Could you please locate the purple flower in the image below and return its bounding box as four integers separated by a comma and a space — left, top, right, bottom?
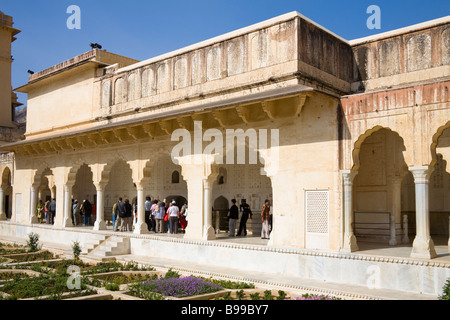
138, 276, 222, 297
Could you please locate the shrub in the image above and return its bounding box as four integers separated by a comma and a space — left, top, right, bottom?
236, 289, 245, 300
71, 241, 81, 261
277, 290, 287, 300
263, 290, 273, 300
439, 278, 450, 300
26, 232, 41, 252
163, 268, 181, 279
250, 292, 261, 300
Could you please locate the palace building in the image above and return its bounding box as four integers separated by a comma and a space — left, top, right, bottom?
0, 11, 449, 297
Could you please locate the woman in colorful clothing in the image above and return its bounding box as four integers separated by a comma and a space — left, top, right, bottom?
36, 200, 44, 223
261, 200, 271, 239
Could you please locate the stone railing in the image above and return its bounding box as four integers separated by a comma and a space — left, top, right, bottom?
96, 12, 353, 120
350, 17, 450, 92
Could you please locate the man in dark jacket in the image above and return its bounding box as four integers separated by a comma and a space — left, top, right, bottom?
124, 199, 133, 231
228, 199, 239, 236
49, 199, 56, 225
81, 199, 92, 226
113, 198, 126, 231
237, 199, 252, 236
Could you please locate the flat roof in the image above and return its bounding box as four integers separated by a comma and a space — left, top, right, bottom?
349, 15, 450, 45
117, 11, 349, 74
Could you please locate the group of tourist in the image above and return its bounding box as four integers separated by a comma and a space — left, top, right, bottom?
72, 199, 95, 226
112, 197, 188, 235
36, 194, 270, 239
227, 198, 272, 239
36, 198, 94, 226
36, 199, 56, 225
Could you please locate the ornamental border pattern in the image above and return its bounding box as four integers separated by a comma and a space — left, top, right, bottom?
3, 221, 449, 269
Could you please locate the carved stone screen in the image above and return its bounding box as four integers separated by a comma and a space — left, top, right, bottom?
305, 190, 329, 249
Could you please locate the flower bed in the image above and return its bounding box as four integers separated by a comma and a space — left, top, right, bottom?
0, 271, 30, 284
0, 243, 28, 255
2, 250, 55, 263
81, 261, 154, 275
129, 276, 223, 299
0, 273, 96, 300
0, 244, 347, 301
91, 271, 160, 291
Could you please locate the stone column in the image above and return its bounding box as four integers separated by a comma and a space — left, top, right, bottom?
133, 182, 149, 234
409, 166, 437, 259
203, 178, 215, 240
389, 177, 402, 246
93, 183, 107, 231
63, 184, 73, 227
0, 186, 6, 220
29, 185, 39, 224
177, 154, 218, 241
341, 170, 359, 253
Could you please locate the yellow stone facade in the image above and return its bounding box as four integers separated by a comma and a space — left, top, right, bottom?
1, 12, 449, 262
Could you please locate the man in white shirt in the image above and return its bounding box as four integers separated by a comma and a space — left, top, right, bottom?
168, 201, 180, 234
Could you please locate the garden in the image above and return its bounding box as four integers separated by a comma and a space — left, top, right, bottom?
0, 233, 448, 300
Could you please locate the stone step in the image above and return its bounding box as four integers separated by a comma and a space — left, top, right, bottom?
87, 236, 130, 258
81, 234, 108, 254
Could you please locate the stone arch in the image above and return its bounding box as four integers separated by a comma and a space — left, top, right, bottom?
1, 166, 11, 186
430, 120, 450, 167
213, 195, 229, 231
103, 158, 135, 209
141, 145, 175, 182
100, 152, 132, 185
65, 158, 90, 186
165, 195, 187, 210
352, 126, 409, 172
72, 164, 96, 203
353, 127, 411, 245
32, 162, 53, 187
0, 166, 12, 219
212, 139, 273, 237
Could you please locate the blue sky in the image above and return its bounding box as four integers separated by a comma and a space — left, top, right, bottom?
2, 0, 449, 106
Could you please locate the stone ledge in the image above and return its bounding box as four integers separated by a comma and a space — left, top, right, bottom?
2, 221, 449, 269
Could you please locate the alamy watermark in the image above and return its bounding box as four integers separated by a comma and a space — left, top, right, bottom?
171, 121, 279, 174
366, 265, 381, 289
367, 5, 381, 30
66, 5, 81, 30
66, 265, 81, 290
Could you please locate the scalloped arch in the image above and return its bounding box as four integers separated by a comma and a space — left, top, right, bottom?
430, 120, 450, 168
351, 126, 408, 172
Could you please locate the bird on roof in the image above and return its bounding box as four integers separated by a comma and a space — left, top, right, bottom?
90, 43, 102, 49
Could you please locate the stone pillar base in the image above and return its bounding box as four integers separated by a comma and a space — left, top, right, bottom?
203, 225, 216, 240
93, 219, 107, 231
63, 218, 73, 228
30, 215, 39, 224
133, 222, 149, 234
411, 236, 437, 259
341, 233, 359, 253
0, 212, 6, 221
